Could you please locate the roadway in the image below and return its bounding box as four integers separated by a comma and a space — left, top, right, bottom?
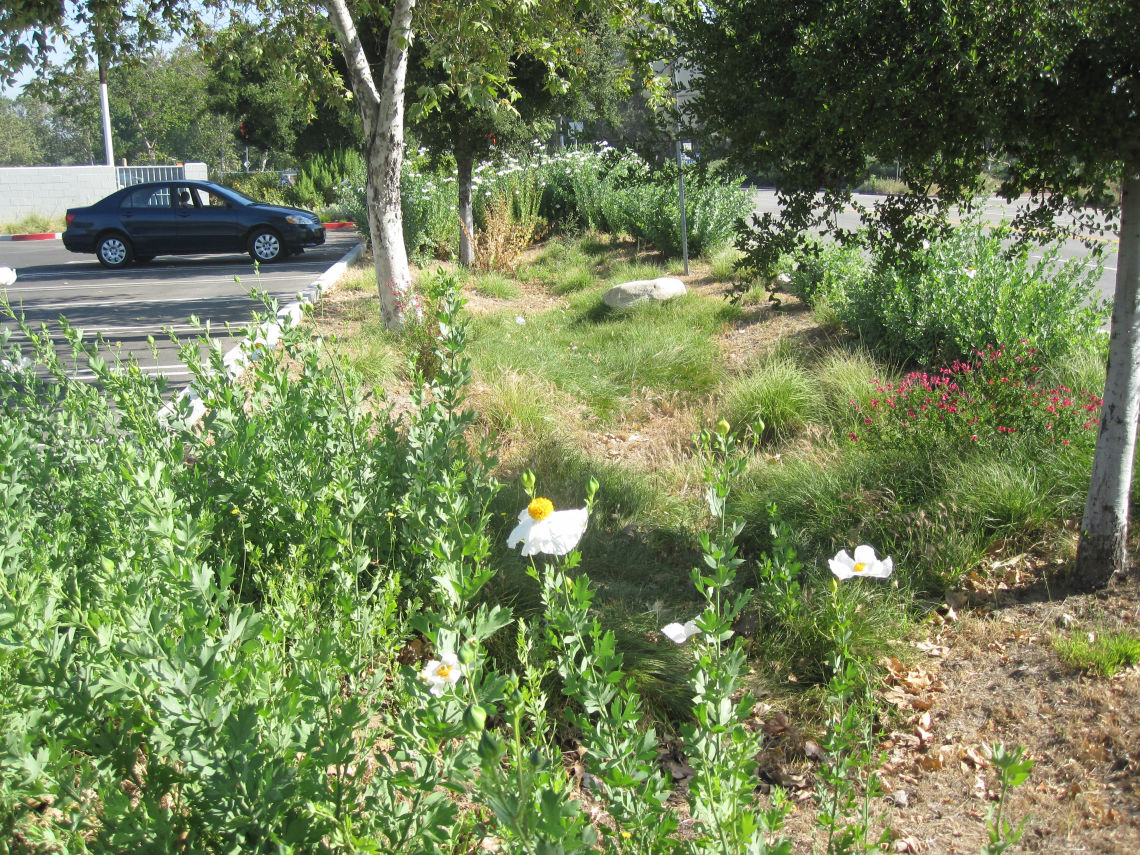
0, 230, 362, 386
752, 190, 1120, 305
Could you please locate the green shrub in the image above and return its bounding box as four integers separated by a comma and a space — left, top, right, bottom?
536, 146, 751, 257
222, 171, 289, 206
795, 216, 1108, 365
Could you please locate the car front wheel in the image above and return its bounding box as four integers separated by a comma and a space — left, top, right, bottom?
248, 229, 283, 263
96, 233, 133, 269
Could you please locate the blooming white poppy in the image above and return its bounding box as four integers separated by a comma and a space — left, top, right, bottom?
0, 355, 33, 374
507, 497, 588, 557
661, 620, 700, 644
0, 267, 16, 287
420, 651, 463, 696
829, 545, 893, 580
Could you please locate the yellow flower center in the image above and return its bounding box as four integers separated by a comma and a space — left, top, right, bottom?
437, 665, 452, 679
528, 497, 554, 521
853, 562, 868, 573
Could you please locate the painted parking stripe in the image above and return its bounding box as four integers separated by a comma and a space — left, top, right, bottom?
4, 324, 201, 339
20, 294, 292, 311
8, 270, 326, 285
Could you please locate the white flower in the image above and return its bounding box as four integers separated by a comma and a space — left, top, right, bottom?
0, 267, 16, 287
829, 545, 893, 580
420, 651, 463, 696
0, 355, 33, 374
661, 620, 700, 644
515, 315, 526, 325
507, 498, 588, 557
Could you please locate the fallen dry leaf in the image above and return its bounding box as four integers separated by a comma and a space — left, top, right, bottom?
918, 753, 944, 771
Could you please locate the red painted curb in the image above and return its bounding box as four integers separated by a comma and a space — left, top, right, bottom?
1, 232, 62, 241
322, 222, 357, 230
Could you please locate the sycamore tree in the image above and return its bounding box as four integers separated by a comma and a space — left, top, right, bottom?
3, 0, 658, 326
675, 0, 1139, 589
323, 0, 657, 325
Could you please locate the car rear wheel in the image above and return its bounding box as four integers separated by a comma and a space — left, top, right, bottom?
248, 229, 283, 263
96, 233, 133, 269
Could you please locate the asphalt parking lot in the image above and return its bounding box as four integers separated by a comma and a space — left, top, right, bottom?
1, 230, 362, 385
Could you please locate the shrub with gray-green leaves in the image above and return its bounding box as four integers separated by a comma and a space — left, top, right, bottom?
785, 216, 1107, 365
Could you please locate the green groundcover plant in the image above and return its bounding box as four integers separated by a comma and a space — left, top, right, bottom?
0, 245, 1043, 851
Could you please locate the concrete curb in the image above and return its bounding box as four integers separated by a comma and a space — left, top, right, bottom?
159, 239, 365, 428
0, 232, 62, 241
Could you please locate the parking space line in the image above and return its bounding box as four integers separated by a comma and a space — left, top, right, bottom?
22, 294, 291, 311
5, 274, 323, 291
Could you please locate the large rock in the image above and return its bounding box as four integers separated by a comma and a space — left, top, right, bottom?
603, 277, 687, 309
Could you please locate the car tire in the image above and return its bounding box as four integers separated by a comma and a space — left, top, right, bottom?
96, 233, 133, 269
248, 229, 283, 263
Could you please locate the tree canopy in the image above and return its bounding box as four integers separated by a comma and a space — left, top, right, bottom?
676, 0, 1140, 588
677, 0, 1138, 258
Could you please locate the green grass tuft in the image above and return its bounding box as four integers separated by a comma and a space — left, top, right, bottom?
706, 246, 741, 282
1054, 629, 1140, 677
471, 272, 520, 299
0, 213, 65, 235
719, 358, 823, 444
470, 293, 731, 424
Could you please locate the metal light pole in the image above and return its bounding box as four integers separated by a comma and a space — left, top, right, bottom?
671, 63, 690, 276
97, 47, 115, 166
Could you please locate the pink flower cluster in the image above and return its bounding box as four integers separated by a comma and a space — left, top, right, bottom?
847, 344, 1103, 448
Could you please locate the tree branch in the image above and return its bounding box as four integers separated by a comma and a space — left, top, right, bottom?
325, 0, 381, 122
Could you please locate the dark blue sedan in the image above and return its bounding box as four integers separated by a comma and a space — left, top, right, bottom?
63, 180, 326, 268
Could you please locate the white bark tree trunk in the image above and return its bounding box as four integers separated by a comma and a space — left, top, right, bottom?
457, 151, 475, 266
1075, 162, 1140, 588
327, 0, 415, 329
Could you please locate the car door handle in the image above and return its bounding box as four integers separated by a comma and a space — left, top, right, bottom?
177, 211, 191, 218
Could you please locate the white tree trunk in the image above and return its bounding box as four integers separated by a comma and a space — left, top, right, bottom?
457, 151, 475, 266
327, 0, 415, 329
1075, 163, 1140, 588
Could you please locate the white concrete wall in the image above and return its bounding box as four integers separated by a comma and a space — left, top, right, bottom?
0, 166, 118, 221
0, 163, 210, 222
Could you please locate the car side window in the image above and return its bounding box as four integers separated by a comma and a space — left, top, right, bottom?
203, 190, 231, 208
124, 187, 172, 208
174, 186, 196, 208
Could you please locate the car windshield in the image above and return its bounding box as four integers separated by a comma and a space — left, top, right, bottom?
204, 183, 255, 206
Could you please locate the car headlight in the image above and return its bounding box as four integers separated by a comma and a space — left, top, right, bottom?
285, 214, 316, 225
